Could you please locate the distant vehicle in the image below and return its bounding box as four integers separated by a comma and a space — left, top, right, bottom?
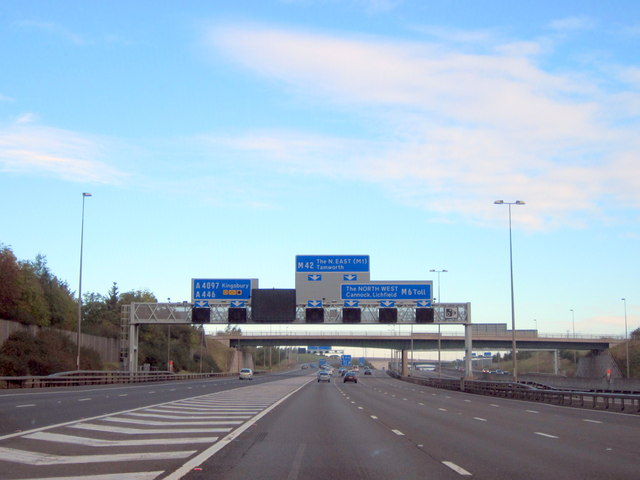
239, 368, 253, 380
301, 364, 308, 369
317, 371, 331, 383
343, 371, 358, 383
364, 369, 372, 375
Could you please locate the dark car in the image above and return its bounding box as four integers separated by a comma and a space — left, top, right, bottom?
364, 369, 372, 375
343, 371, 358, 383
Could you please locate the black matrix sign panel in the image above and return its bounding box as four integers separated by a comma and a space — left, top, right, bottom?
251, 289, 296, 323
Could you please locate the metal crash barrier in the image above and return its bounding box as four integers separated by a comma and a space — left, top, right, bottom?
391, 371, 640, 414
0, 370, 239, 389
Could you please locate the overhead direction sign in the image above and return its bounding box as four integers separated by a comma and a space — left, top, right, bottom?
192, 278, 256, 302
341, 282, 432, 302
296, 255, 370, 272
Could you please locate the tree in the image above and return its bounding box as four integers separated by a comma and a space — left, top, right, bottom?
0, 245, 21, 319
631, 328, 640, 341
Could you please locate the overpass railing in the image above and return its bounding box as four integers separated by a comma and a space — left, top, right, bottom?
218, 330, 622, 340
389, 370, 640, 414
0, 370, 238, 389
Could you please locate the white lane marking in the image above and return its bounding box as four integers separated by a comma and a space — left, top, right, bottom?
438, 408, 448, 412
102, 417, 243, 426
0, 446, 194, 465
583, 419, 603, 424
473, 417, 487, 422
71, 423, 231, 435
403, 398, 408, 401
148, 391, 156, 394
442, 461, 472, 476
464, 400, 471, 403
490, 404, 499, 407
127, 412, 251, 420
370, 415, 378, 420
10, 473, 162, 480
418, 402, 425, 406
357, 406, 363, 410
118, 394, 128, 397
78, 398, 91, 402
526, 410, 539, 414
535, 432, 559, 439
392, 429, 404, 436
25, 431, 219, 446
16, 404, 36, 408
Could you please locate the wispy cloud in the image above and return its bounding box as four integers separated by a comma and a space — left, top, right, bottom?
17, 20, 87, 45
208, 24, 640, 229
0, 124, 129, 184
548, 16, 597, 32
0, 94, 14, 102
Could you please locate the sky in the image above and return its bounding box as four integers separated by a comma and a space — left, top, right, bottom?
1, 0, 638, 340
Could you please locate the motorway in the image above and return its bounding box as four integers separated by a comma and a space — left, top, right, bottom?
0, 369, 638, 479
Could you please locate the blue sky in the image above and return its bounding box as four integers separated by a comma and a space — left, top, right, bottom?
1, 0, 638, 338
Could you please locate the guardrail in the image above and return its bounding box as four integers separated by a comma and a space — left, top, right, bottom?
0, 370, 239, 389
389, 370, 640, 414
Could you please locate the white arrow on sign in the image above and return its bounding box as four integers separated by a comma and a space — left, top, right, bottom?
195, 300, 209, 308
417, 300, 432, 307
307, 300, 322, 307
344, 300, 359, 307
308, 274, 322, 281
343, 274, 357, 281
380, 301, 395, 307
231, 301, 245, 307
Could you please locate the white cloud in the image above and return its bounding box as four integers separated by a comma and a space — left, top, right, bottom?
17, 20, 87, 45
548, 16, 597, 32
0, 124, 128, 184
207, 24, 640, 229
0, 94, 14, 102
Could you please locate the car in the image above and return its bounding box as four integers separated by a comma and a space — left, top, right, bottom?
364, 369, 372, 375
317, 371, 331, 382
301, 364, 308, 369
239, 368, 253, 380
343, 371, 358, 383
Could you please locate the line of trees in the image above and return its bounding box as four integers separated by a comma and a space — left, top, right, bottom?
0, 244, 219, 375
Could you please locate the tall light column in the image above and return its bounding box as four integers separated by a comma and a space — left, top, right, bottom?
430, 268, 448, 378
494, 200, 525, 382
76, 192, 92, 371
622, 298, 629, 378
571, 309, 577, 371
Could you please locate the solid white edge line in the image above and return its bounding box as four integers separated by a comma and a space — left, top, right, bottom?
535, 432, 559, 439
162, 377, 315, 480
442, 461, 472, 476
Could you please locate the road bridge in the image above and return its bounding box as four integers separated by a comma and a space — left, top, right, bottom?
221, 331, 620, 352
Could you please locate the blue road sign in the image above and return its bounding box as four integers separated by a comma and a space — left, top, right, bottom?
344, 300, 359, 307
296, 255, 370, 273
359, 357, 365, 366
192, 279, 252, 301
341, 354, 352, 367
307, 300, 323, 307
307, 274, 322, 281
308, 346, 332, 351
341, 283, 432, 301
194, 300, 209, 308
417, 300, 433, 307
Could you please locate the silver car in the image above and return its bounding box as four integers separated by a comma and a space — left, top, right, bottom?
317, 371, 331, 382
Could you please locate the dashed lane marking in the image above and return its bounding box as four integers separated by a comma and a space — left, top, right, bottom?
535, 432, 559, 439
442, 461, 472, 476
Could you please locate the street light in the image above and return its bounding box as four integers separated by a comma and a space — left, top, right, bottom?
430, 268, 448, 378
622, 298, 629, 378
76, 192, 92, 371
494, 199, 525, 382
571, 309, 577, 372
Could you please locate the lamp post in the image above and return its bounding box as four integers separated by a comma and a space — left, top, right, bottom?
76, 192, 92, 371
534, 318, 539, 372
494, 200, 525, 382
430, 268, 448, 378
622, 298, 629, 378
570, 309, 577, 371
